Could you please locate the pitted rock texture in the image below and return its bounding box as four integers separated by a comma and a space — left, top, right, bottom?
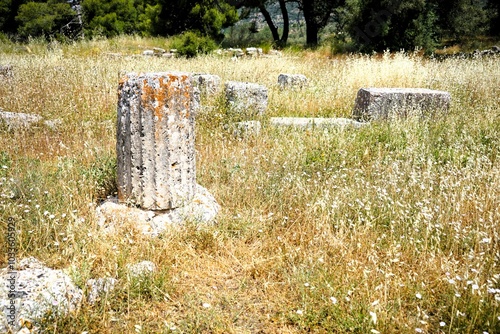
192, 74, 221, 95
127, 261, 156, 278
0, 110, 42, 128
86, 278, 116, 304
96, 184, 220, 237
0, 109, 62, 130
352, 88, 451, 121
278, 74, 308, 90
0, 257, 83, 333
225, 81, 268, 116
117, 72, 200, 210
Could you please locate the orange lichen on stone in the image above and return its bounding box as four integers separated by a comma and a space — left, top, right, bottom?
136, 74, 195, 136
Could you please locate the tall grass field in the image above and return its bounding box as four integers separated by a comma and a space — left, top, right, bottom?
0, 36, 499, 333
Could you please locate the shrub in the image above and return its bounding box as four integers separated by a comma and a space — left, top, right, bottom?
171, 31, 217, 58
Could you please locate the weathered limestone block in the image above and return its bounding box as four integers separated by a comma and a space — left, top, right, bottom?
278, 73, 308, 90
127, 261, 156, 278
192, 74, 221, 95
117, 72, 199, 210
0, 258, 83, 333
0, 110, 42, 128
270, 117, 367, 129
225, 81, 268, 115
352, 88, 451, 121
0, 109, 62, 130
245, 47, 263, 56
96, 184, 220, 236
86, 278, 116, 303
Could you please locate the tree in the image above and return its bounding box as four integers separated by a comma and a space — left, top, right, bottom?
347, 0, 439, 52
16, 0, 75, 39
154, 0, 238, 40
296, 0, 345, 46
488, 0, 500, 36
229, 0, 290, 46
434, 0, 489, 43
0, 0, 27, 35
81, 0, 142, 37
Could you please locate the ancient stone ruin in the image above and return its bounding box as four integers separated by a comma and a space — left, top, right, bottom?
270, 117, 366, 130
278, 73, 308, 90
225, 81, 268, 116
116, 72, 198, 210
192, 73, 221, 96
352, 87, 451, 121
0, 108, 61, 130
97, 71, 219, 235
0, 258, 83, 333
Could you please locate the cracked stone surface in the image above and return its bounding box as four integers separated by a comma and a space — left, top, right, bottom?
0, 257, 83, 333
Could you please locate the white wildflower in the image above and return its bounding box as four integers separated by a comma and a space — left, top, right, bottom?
369, 311, 377, 324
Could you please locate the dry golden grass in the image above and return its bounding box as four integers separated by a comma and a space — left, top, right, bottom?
0, 36, 499, 333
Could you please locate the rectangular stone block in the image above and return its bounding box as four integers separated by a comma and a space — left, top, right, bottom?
192, 73, 221, 96
270, 117, 366, 129
225, 81, 268, 116
352, 88, 451, 121
278, 73, 308, 90
117, 72, 199, 210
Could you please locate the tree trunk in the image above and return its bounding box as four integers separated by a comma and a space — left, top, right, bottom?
305, 16, 319, 46
301, 0, 319, 46
259, 4, 280, 41
278, 0, 289, 45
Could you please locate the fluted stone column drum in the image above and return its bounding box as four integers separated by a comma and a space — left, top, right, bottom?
117, 72, 198, 210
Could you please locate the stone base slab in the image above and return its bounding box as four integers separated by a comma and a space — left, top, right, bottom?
270, 117, 367, 129
96, 184, 219, 236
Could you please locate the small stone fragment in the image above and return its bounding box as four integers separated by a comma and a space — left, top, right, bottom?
127, 261, 156, 278
86, 278, 117, 303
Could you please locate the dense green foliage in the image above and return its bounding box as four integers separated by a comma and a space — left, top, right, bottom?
0, 0, 498, 52
347, 0, 439, 52
16, 0, 76, 39
346, 0, 494, 52
154, 0, 238, 40
170, 30, 218, 57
